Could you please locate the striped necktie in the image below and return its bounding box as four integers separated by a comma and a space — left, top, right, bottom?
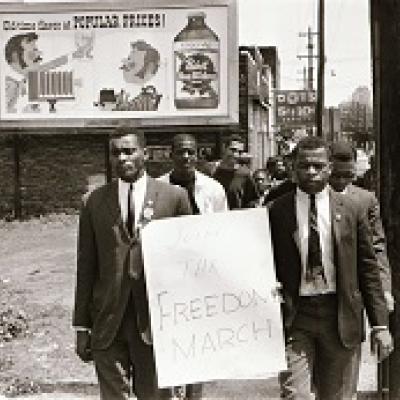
306, 194, 327, 287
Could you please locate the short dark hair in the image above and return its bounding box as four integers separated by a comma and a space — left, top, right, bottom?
110, 127, 146, 148
5, 32, 39, 69
172, 133, 197, 151
330, 141, 356, 162
294, 136, 330, 160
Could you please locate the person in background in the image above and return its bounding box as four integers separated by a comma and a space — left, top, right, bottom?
250, 169, 271, 207
329, 141, 393, 399
267, 156, 288, 186
264, 151, 296, 204
213, 134, 258, 209
268, 136, 392, 400
158, 133, 227, 399
73, 128, 192, 400
158, 133, 228, 215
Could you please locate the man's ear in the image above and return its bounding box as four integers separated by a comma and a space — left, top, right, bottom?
326, 161, 332, 175
143, 147, 149, 162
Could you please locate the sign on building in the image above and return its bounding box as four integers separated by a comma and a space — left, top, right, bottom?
0, 0, 238, 127
275, 90, 316, 128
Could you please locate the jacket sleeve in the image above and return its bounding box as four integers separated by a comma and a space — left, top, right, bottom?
367, 194, 391, 292
357, 204, 389, 327
73, 197, 98, 329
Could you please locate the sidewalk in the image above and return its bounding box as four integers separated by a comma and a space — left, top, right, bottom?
0, 343, 380, 400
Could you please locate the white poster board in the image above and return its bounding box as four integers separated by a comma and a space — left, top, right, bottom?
141, 208, 286, 388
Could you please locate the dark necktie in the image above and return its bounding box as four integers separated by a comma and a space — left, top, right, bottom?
169, 172, 200, 215
306, 194, 327, 287
127, 183, 135, 236
126, 183, 143, 280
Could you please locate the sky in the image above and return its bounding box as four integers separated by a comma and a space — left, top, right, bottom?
238, 0, 371, 107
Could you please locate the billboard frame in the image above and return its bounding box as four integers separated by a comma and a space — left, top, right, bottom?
0, 0, 238, 129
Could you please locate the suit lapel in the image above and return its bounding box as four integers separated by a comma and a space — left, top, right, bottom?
141, 176, 159, 221
330, 188, 345, 269
281, 192, 299, 251
104, 180, 130, 240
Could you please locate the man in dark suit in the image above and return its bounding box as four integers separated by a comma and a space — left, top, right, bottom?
329, 141, 393, 399
268, 136, 392, 400
264, 150, 296, 204
213, 134, 257, 209
329, 141, 392, 311
73, 129, 192, 400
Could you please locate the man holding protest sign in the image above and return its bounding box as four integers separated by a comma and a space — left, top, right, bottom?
158, 133, 228, 215
158, 133, 227, 399
268, 136, 393, 399
73, 128, 192, 400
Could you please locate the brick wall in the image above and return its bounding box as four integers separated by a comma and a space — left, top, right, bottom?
0, 135, 15, 219
21, 134, 107, 217
0, 133, 107, 219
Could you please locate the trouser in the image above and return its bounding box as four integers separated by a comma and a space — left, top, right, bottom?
92, 297, 170, 400
281, 294, 359, 400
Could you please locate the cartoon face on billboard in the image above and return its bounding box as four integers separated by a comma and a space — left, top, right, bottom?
120, 40, 160, 85
5, 32, 43, 75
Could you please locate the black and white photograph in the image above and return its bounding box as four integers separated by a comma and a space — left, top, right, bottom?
0, 0, 399, 399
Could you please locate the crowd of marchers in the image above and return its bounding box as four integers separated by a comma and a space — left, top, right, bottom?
73, 128, 393, 400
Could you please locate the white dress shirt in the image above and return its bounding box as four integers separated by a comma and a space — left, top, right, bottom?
118, 172, 147, 229
158, 170, 228, 214
296, 186, 336, 296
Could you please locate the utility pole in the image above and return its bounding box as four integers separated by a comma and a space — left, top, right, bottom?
296, 66, 308, 89
298, 26, 318, 91
316, 0, 325, 137
298, 26, 318, 135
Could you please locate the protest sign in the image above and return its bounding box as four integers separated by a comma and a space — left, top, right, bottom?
141, 208, 286, 388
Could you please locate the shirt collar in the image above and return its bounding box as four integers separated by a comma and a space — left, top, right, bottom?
118, 171, 147, 191
296, 185, 329, 202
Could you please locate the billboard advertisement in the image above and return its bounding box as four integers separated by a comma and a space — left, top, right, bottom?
275, 90, 316, 128
0, 1, 238, 126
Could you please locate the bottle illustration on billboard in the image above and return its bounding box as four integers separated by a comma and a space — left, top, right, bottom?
174, 11, 219, 109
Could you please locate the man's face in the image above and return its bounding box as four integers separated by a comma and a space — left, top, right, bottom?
254, 171, 268, 193
110, 134, 147, 182
224, 140, 244, 167
20, 37, 42, 70
293, 147, 331, 194
273, 159, 288, 180
171, 138, 197, 176
329, 160, 356, 192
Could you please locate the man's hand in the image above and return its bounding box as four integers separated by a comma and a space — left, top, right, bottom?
384, 291, 395, 313
76, 330, 92, 362
141, 325, 153, 346
271, 282, 284, 303
371, 328, 393, 362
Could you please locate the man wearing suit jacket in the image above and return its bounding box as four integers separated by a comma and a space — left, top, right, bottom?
329, 141, 393, 399
73, 129, 192, 400
268, 136, 392, 400
329, 141, 392, 310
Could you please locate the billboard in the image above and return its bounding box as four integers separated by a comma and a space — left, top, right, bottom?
0, 0, 238, 127
275, 90, 316, 128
